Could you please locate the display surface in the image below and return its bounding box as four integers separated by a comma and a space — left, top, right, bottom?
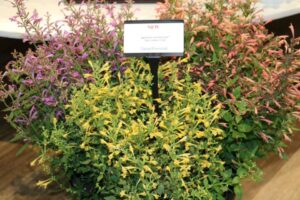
124, 20, 184, 57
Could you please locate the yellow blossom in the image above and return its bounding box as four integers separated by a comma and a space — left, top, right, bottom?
36, 178, 52, 189
195, 131, 205, 138
139, 192, 147, 196
163, 144, 171, 152
120, 190, 126, 197
143, 165, 153, 173
201, 160, 212, 168
150, 131, 163, 139
121, 167, 127, 178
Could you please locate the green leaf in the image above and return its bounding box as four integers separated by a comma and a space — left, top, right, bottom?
233, 87, 241, 99
235, 115, 243, 124
222, 111, 233, 122
237, 167, 248, 178
232, 131, 246, 139
234, 185, 243, 200
236, 100, 248, 115
226, 77, 238, 87
16, 143, 29, 157
232, 177, 240, 184
237, 123, 252, 133
156, 184, 165, 195
104, 196, 118, 200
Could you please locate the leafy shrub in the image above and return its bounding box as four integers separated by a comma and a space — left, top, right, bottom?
0, 0, 134, 143
36, 59, 233, 199
157, 0, 300, 187
1, 0, 299, 199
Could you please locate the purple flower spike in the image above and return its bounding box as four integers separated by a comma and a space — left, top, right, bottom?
43, 96, 57, 107
55, 108, 65, 120
22, 79, 34, 86
15, 116, 29, 126
80, 52, 89, 60
72, 71, 81, 79
29, 105, 38, 120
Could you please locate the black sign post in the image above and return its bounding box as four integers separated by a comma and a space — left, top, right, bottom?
124, 20, 184, 114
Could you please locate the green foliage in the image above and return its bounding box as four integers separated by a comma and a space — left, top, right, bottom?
157, 0, 300, 188
39, 59, 233, 199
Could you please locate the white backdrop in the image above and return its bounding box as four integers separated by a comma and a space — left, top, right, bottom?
0, 0, 299, 39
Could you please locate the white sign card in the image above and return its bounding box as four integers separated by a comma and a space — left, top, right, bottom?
124, 20, 184, 57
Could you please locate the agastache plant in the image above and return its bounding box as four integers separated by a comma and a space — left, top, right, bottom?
0, 0, 135, 142
156, 0, 300, 190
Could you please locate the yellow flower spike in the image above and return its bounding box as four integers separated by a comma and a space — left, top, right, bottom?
165, 166, 171, 172
152, 183, 158, 189
121, 154, 128, 162
181, 179, 189, 192
129, 145, 134, 155
80, 142, 86, 150
143, 165, 153, 174
92, 106, 99, 113
139, 192, 147, 197
163, 143, 171, 152
82, 121, 90, 131
159, 121, 167, 129
140, 170, 145, 178
215, 145, 222, 153
150, 131, 163, 139
203, 120, 210, 128
178, 136, 187, 143
195, 131, 205, 138
174, 160, 180, 167
121, 167, 128, 178
52, 117, 57, 127
211, 128, 223, 136
120, 190, 126, 198
129, 109, 136, 114
148, 160, 158, 166
36, 178, 52, 189
100, 131, 108, 137
83, 73, 93, 79
100, 139, 107, 145
201, 160, 212, 168
154, 194, 160, 199
154, 98, 162, 103
30, 156, 41, 167
184, 105, 191, 114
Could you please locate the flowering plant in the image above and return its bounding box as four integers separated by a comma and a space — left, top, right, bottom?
0, 0, 299, 199
36, 59, 233, 199
0, 0, 134, 143
157, 0, 300, 195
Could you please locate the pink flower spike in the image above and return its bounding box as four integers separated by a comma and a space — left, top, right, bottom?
289, 23, 295, 38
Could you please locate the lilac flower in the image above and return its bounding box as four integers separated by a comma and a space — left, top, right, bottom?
36, 73, 43, 80
55, 108, 64, 120
72, 71, 81, 79
29, 105, 38, 120
22, 79, 34, 86
43, 96, 57, 107
15, 116, 29, 126
80, 52, 88, 60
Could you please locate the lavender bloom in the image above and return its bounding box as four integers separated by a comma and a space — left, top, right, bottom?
22, 79, 34, 86
55, 108, 65, 120
72, 71, 81, 79
29, 105, 38, 120
15, 116, 29, 126
80, 52, 89, 60
43, 96, 57, 107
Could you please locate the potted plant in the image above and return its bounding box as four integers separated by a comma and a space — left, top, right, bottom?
0, 0, 299, 199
